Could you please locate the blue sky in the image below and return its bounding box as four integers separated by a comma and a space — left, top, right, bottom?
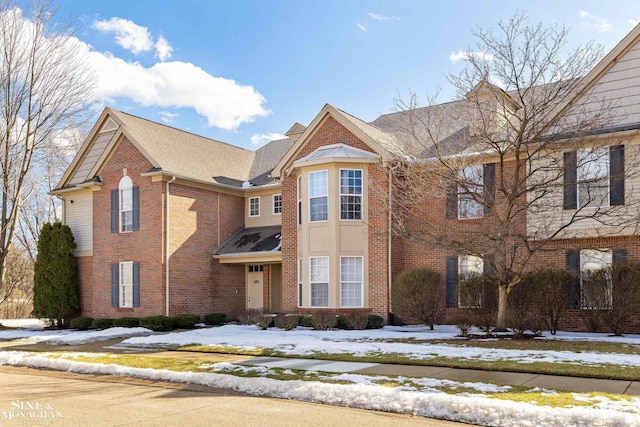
55, 0, 640, 149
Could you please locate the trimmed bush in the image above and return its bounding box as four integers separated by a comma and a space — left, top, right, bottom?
70, 317, 93, 330
519, 268, 576, 335
298, 316, 313, 328
91, 318, 114, 330
345, 312, 369, 330
256, 314, 274, 330
239, 309, 262, 325
335, 315, 348, 330
113, 317, 140, 328
312, 312, 337, 330
457, 274, 497, 335
451, 315, 472, 337
204, 313, 227, 325
274, 313, 299, 331
140, 316, 175, 332
172, 314, 200, 329
392, 268, 443, 330
366, 315, 384, 329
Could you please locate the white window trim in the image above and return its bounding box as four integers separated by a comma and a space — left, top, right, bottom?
119, 176, 133, 233
273, 194, 282, 215
309, 170, 329, 223
309, 256, 329, 307
119, 261, 133, 308
457, 165, 483, 221
339, 168, 363, 222
249, 197, 260, 217
340, 256, 363, 307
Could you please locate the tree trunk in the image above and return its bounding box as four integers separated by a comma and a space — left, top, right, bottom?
496, 285, 509, 330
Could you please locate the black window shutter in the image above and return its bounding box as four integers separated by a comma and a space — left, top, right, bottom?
613, 248, 627, 264
133, 262, 140, 307
111, 264, 119, 307
566, 250, 580, 308
110, 190, 118, 233
483, 163, 495, 216
610, 145, 625, 206
445, 182, 457, 219
132, 186, 140, 231
446, 256, 458, 307
563, 152, 577, 210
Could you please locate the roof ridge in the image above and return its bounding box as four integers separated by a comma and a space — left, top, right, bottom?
371, 98, 465, 123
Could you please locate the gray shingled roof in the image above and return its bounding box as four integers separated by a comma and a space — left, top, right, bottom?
110, 109, 256, 183
214, 225, 282, 255
296, 144, 379, 162
249, 137, 296, 185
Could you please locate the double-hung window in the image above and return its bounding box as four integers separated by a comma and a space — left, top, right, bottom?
273, 194, 282, 215
111, 261, 139, 308
119, 261, 134, 308
297, 258, 303, 307
340, 256, 363, 307
340, 169, 362, 220
119, 176, 133, 232
580, 249, 612, 309
457, 255, 484, 308
458, 165, 483, 220
309, 256, 329, 307
309, 170, 328, 222
577, 148, 609, 208
249, 197, 260, 217
297, 176, 302, 225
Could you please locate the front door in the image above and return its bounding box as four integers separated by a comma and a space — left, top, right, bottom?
247, 267, 264, 309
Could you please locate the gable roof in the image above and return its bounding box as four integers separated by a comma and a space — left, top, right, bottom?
271, 104, 401, 178
542, 24, 640, 135
55, 108, 296, 192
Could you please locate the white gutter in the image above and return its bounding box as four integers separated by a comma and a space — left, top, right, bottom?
165, 176, 176, 317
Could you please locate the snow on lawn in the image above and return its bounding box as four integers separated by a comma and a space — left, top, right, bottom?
0, 326, 152, 345
0, 351, 637, 427
122, 325, 640, 367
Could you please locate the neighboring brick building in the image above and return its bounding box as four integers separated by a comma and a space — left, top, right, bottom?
54, 24, 640, 331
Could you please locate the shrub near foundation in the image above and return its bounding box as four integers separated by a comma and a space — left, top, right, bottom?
204, 313, 227, 325
140, 316, 175, 331
312, 312, 337, 330
392, 268, 443, 330
172, 314, 200, 329
70, 317, 93, 330
274, 313, 299, 331
91, 318, 114, 330
113, 317, 140, 328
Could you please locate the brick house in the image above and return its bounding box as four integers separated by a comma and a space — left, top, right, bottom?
54, 24, 640, 330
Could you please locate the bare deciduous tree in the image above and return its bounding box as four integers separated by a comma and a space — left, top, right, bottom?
0, 0, 94, 302
382, 14, 640, 330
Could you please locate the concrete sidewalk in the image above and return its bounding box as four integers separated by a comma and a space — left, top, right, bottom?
2, 337, 639, 396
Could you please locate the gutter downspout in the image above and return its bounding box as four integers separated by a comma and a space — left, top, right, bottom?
165, 176, 176, 317
387, 165, 394, 318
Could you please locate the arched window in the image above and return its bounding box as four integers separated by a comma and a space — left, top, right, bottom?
119, 176, 133, 232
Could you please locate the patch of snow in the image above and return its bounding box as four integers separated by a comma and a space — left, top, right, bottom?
43, 327, 152, 345
0, 351, 637, 427
121, 325, 640, 367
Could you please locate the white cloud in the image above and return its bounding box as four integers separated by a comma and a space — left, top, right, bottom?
93, 17, 153, 55
579, 11, 612, 32
629, 19, 639, 27
450, 50, 495, 63
155, 35, 173, 61
355, 22, 367, 32
367, 13, 400, 21
158, 111, 178, 123
86, 51, 269, 130
251, 132, 286, 146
